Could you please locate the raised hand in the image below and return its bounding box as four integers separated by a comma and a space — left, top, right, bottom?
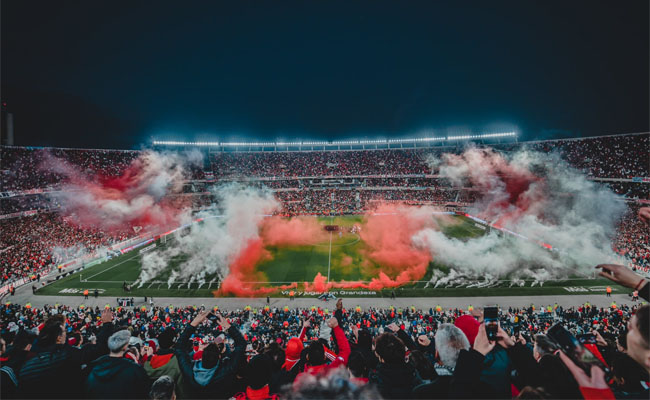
216, 313, 231, 330
496, 326, 515, 349
474, 323, 496, 356
417, 335, 431, 347
558, 351, 609, 389
596, 264, 646, 290
191, 310, 211, 327
352, 324, 360, 338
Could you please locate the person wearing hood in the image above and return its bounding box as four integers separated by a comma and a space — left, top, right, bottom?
84, 329, 150, 399
144, 322, 195, 399
368, 331, 423, 399
175, 310, 246, 399
234, 354, 279, 400
281, 318, 309, 372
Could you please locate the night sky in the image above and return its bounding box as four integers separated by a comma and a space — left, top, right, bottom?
2, 1, 648, 149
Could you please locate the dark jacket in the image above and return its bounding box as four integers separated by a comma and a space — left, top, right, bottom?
480, 346, 512, 397
412, 376, 452, 399
449, 349, 500, 399
506, 343, 581, 399
84, 355, 150, 399
0, 349, 30, 399
369, 362, 423, 399
18, 323, 112, 399
176, 325, 247, 399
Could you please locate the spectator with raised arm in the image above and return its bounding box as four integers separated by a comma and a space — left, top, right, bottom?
18, 309, 114, 399
176, 310, 247, 399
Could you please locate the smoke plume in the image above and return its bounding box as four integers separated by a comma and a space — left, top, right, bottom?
138, 184, 279, 295
417, 147, 626, 283
47, 150, 195, 232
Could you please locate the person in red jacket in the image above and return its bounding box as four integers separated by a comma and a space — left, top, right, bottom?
281, 319, 309, 372
299, 317, 350, 377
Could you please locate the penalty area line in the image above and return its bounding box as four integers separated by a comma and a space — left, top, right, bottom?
82, 254, 140, 282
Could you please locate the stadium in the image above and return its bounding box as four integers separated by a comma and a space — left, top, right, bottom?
3, 132, 648, 301
1, 2, 649, 400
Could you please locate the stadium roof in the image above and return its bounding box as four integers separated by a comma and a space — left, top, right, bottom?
153, 132, 517, 150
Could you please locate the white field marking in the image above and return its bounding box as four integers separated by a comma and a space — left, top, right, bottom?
327, 215, 333, 282
83, 254, 140, 281
327, 231, 333, 283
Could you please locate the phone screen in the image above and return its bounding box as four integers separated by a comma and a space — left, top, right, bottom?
484, 307, 498, 341
548, 324, 610, 377
576, 334, 598, 345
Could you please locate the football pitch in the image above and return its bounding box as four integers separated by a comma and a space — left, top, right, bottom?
37, 214, 626, 298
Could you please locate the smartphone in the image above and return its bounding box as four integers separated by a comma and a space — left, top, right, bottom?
484, 307, 498, 341
576, 334, 598, 345
548, 324, 610, 377
207, 312, 219, 322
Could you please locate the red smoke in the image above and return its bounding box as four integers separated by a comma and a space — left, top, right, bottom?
260, 216, 327, 246
442, 148, 543, 226
359, 204, 433, 281
218, 216, 326, 296
46, 151, 188, 233
218, 239, 278, 297
219, 203, 439, 296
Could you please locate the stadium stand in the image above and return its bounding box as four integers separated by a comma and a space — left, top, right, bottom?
0, 298, 648, 398
0, 133, 649, 399
0, 133, 648, 289
0, 212, 136, 285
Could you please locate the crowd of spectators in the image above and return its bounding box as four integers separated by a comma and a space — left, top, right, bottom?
0, 212, 135, 285
500, 134, 649, 179
1, 147, 140, 191
605, 182, 649, 200
0, 293, 648, 399
210, 149, 432, 178
208, 134, 649, 180
2, 134, 647, 193
613, 206, 650, 272
0, 194, 59, 214
272, 188, 460, 216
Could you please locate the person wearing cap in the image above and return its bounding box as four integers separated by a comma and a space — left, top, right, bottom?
84, 329, 151, 399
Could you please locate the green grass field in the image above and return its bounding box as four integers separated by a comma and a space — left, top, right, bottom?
37, 214, 627, 298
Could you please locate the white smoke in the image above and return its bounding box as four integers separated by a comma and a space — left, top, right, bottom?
47, 150, 195, 230
415, 147, 627, 281
138, 184, 279, 286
